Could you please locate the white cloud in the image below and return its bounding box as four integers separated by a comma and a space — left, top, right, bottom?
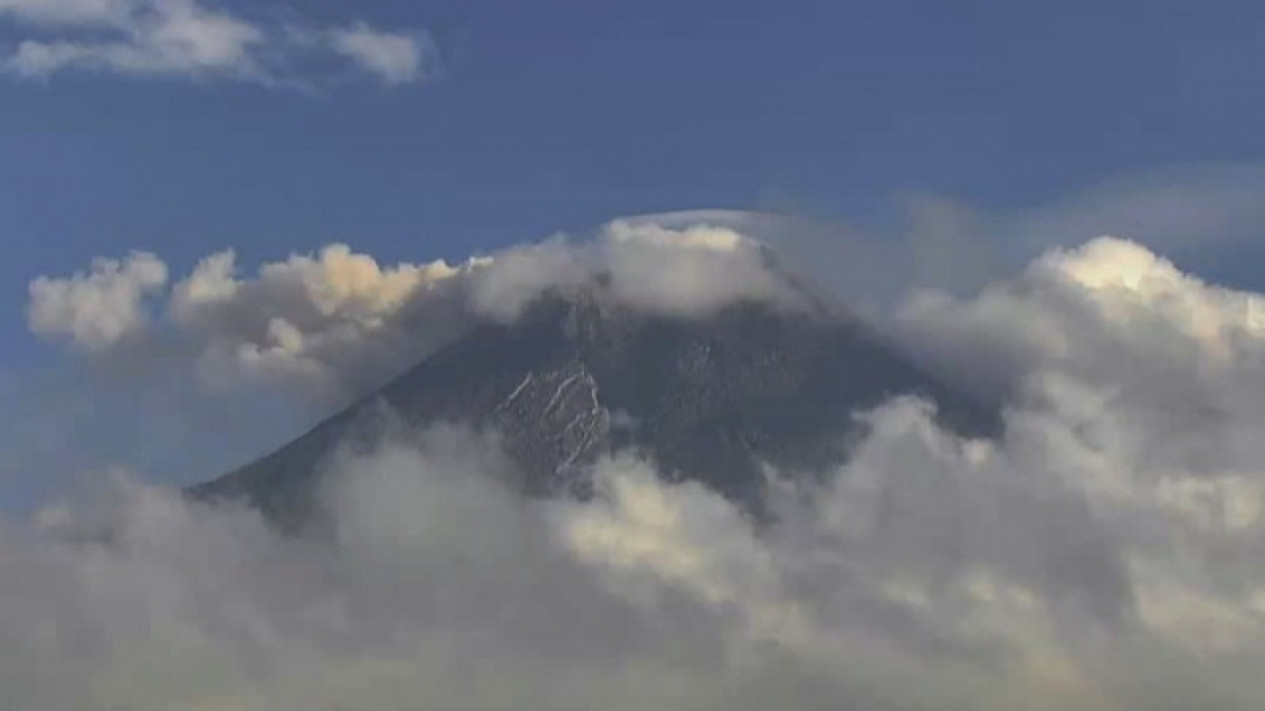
15, 231, 1265, 708
0, 0, 128, 26
893, 236, 1265, 429
27, 251, 168, 351
34, 180, 1265, 412
4, 0, 265, 79
329, 22, 435, 86
1003, 163, 1265, 255
169, 244, 471, 406
647, 165, 1265, 320
3, 381, 1265, 709
463, 236, 589, 323
0, 0, 437, 86
462, 221, 798, 323
31, 219, 808, 410
601, 220, 801, 319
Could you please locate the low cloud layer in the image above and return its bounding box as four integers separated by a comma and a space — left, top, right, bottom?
0, 0, 437, 86
28, 219, 799, 409
14, 223, 1265, 708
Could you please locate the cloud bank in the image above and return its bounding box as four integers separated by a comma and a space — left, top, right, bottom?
17, 217, 1265, 708
28, 220, 799, 409
0, 0, 438, 86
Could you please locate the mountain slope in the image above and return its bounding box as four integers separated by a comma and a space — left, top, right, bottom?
191, 290, 997, 523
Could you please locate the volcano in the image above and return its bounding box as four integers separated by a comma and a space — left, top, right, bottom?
190, 285, 996, 525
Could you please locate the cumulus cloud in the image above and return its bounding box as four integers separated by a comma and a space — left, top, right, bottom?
30, 219, 805, 409
462, 221, 799, 323
1, 384, 1263, 708
894, 237, 1265, 440
27, 251, 168, 351
0, 431, 817, 711
0, 0, 438, 86
462, 236, 589, 323
11, 234, 1265, 708
169, 243, 470, 402
601, 220, 800, 318
41, 188, 1265, 414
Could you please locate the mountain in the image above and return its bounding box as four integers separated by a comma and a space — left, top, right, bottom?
190, 287, 997, 526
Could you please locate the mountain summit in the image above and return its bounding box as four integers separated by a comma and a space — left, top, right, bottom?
191, 285, 996, 524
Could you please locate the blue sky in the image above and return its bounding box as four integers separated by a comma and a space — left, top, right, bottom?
5, 0, 1265, 508
5, 1, 1265, 309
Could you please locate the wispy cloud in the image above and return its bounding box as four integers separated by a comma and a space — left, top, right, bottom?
328, 22, 437, 86
0, 0, 439, 87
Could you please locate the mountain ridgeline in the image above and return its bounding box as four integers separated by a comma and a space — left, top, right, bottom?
190, 287, 997, 525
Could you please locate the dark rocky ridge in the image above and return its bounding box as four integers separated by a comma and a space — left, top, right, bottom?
190, 288, 997, 524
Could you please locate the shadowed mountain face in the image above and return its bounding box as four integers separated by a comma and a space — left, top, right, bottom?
190, 291, 997, 524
